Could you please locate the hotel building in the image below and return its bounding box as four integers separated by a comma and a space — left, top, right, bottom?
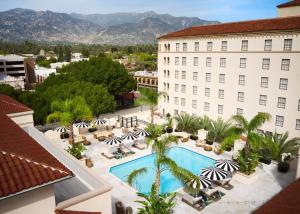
157, 1, 300, 137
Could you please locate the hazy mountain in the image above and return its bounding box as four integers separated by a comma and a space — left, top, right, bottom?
0, 8, 219, 45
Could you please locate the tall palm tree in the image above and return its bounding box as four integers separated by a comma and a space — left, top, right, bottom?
46, 96, 93, 141
136, 88, 166, 123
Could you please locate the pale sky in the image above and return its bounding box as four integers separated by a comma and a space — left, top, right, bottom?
0, 0, 288, 22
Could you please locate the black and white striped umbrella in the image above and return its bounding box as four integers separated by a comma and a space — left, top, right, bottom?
104, 137, 123, 146
54, 126, 70, 133
93, 118, 107, 125
201, 167, 228, 181
186, 175, 212, 190
215, 159, 239, 172
135, 129, 150, 138
121, 132, 138, 143
74, 122, 90, 128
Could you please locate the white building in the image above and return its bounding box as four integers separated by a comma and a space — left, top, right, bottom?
134, 70, 158, 90
34, 66, 57, 83
157, 1, 300, 137
71, 52, 88, 62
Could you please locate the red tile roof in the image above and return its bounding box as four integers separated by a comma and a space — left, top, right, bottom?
0, 94, 32, 114
277, 0, 300, 8
254, 177, 300, 214
159, 16, 300, 39
55, 210, 101, 214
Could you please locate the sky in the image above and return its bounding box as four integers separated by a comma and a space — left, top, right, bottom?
0, 0, 288, 22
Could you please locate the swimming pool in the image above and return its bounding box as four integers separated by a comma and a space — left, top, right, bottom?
109, 147, 215, 194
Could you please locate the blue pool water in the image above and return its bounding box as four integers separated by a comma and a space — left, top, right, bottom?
109, 147, 215, 194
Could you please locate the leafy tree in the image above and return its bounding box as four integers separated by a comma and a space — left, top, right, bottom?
67, 142, 86, 159
64, 46, 71, 62
0, 84, 20, 98
58, 46, 64, 62
81, 48, 90, 58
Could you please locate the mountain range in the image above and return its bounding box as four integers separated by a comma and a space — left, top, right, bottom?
0, 8, 219, 45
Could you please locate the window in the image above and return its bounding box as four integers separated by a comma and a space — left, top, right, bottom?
175, 84, 179, 92
192, 100, 197, 109
183, 43, 187, 52
167, 70, 170, 78
195, 42, 199, 51
175, 57, 179, 65
264, 39, 272, 51
176, 43, 180, 52
181, 84, 186, 93
219, 74, 225, 83
205, 73, 211, 82
167, 83, 169, 90
259, 95, 267, 106
163, 70, 166, 77
298, 100, 300, 111
220, 58, 226, 68
174, 97, 179, 105
241, 40, 248, 51
207, 42, 212, 51
218, 105, 224, 114
296, 119, 300, 130
284, 39, 292, 51
275, 115, 284, 127
261, 77, 269, 88
239, 75, 245, 85
182, 57, 186, 66
204, 102, 210, 111
281, 59, 290, 71
175, 70, 179, 79
193, 86, 197, 95
262, 58, 270, 70
167, 57, 170, 65
164, 57, 166, 65
218, 89, 224, 99
221, 41, 227, 51
193, 72, 198, 81
174, 109, 179, 115
237, 108, 243, 115
193, 57, 198, 66
205, 88, 210, 97
163, 83, 166, 91
181, 98, 186, 106
181, 71, 186, 79
279, 78, 288, 90
240, 58, 247, 68
277, 97, 286, 109
206, 57, 212, 67
238, 92, 244, 102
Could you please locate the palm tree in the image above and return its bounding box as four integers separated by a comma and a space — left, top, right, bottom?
208, 117, 236, 143
174, 113, 199, 135
198, 115, 212, 131
46, 96, 93, 141
135, 88, 166, 123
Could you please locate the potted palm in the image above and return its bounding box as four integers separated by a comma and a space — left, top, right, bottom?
206, 132, 214, 145
278, 153, 291, 173
166, 117, 173, 133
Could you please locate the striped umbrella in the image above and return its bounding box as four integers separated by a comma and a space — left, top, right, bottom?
121, 132, 138, 143
201, 167, 228, 181
54, 126, 70, 133
135, 129, 150, 138
93, 118, 107, 125
186, 175, 212, 190
104, 137, 123, 146
74, 122, 90, 128
215, 159, 239, 172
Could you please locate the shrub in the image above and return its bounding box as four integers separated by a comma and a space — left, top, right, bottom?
67, 143, 86, 159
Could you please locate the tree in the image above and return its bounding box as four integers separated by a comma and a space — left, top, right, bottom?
208, 117, 236, 143
81, 48, 90, 58
46, 97, 93, 141
64, 46, 71, 62
174, 113, 199, 135
135, 88, 166, 123
58, 46, 64, 62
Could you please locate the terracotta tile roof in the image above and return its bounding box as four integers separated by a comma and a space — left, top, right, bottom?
55, 210, 101, 214
0, 94, 32, 114
254, 177, 300, 214
159, 16, 300, 39
0, 113, 72, 198
277, 0, 300, 8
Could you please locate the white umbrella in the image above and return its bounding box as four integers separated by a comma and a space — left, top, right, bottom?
215, 159, 239, 172
54, 126, 70, 133
121, 132, 138, 144
201, 167, 228, 181
104, 137, 123, 146
135, 129, 150, 139
75, 122, 90, 128
186, 175, 212, 190
93, 118, 107, 125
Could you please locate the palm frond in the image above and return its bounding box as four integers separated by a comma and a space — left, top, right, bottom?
232, 114, 249, 131
248, 112, 271, 132
127, 168, 148, 187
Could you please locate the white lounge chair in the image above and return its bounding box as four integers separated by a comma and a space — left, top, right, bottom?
101, 151, 114, 159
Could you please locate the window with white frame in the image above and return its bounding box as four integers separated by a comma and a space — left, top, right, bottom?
219, 74, 225, 83
193, 57, 198, 66
176, 43, 180, 52
259, 95, 267, 106
221, 41, 227, 51
174, 97, 179, 105
175, 84, 179, 92
261, 77, 269, 88
181, 84, 186, 93
182, 57, 186, 66
175, 57, 179, 65
237, 108, 243, 115
206, 57, 212, 67
193, 72, 198, 81
279, 78, 288, 90
220, 58, 226, 68
164, 57, 166, 65
195, 42, 199, 51
240, 58, 247, 68
206, 73, 211, 82
167, 57, 170, 64
238, 92, 244, 102
296, 119, 300, 130
163, 83, 166, 91
264, 39, 272, 51
175, 70, 179, 79
218, 89, 224, 99
204, 102, 210, 111
167, 83, 169, 90
241, 40, 248, 51
239, 75, 245, 85
277, 97, 286, 109
192, 100, 197, 109
284, 39, 292, 51
262, 58, 270, 70
183, 43, 187, 52
167, 96, 169, 103
181, 98, 186, 106
205, 88, 210, 97
181, 71, 186, 79
218, 105, 224, 114
163, 70, 166, 77
275, 115, 284, 127
298, 100, 300, 111
193, 86, 197, 95
281, 59, 290, 71
167, 70, 170, 77
207, 42, 212, 51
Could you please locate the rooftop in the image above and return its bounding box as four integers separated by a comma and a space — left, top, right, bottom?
277, 0, 300, 8
0, 94, 32, 114
159, 16, 300, 39
0, 54, 24, 61
134, 70, 158, 77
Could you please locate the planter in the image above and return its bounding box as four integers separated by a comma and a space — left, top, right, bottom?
190, 135, 198, 141
175, 129, 180, 132
60, 133, 69, 139
166, 128, 173, 133
234, 171, 258, 184
278, 162, 289, 173
206, 140, 213, 145
162, 129, 167, 134
85, 158, 93, 168
259, 158, 271, 165
88, 127, 97, 133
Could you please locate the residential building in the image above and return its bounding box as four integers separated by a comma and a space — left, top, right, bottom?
157, 2, 300, 137
133, 70, 158, 90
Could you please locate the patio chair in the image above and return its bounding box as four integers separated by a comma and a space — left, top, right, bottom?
182, 193, 205, 211
213, 177, 233, 190
120, 146, 131, 155
101, 151, 114, 159
201, 188, 221, 201
196, 140, 206, 147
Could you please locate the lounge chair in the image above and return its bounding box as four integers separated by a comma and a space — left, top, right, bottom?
196, 140, 206, 147
101, 152, 114, 159
120, 146, 131, 155
135, 143, 146, 150
214, 178, 233, 190
182, 193, 205, 211
202, 188, 221, 201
